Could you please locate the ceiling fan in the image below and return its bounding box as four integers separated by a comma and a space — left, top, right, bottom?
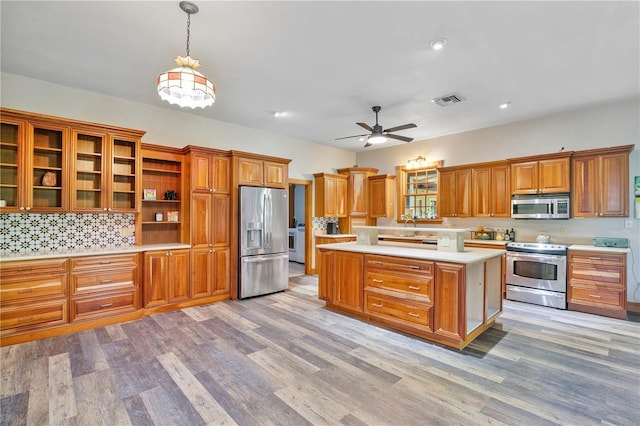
335, 105, 417, 147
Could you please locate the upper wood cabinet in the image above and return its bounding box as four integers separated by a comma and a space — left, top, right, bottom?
472, 162, 510, 217
188, 148, 230, 194
438, 167, 472, 218
234, 155, 288, 188
0, 113, 70, 213
337, 167, 378, 217
510, 154, 571, 195
314, 172, 348, 217
368, 174, 395, 218
571, 145, 633, 218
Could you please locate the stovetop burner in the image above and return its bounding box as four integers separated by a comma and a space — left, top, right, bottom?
506, 241, 568, 255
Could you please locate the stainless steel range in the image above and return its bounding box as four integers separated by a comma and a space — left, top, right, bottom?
506, 241, 568, 309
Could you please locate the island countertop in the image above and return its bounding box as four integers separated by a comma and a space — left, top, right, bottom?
317, 241, 503, 264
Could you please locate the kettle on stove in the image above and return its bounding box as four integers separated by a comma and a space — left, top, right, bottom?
536, 232, 550, 244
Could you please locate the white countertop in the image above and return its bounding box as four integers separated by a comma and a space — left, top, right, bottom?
315, 234, 356, 239
316, 241, 503, 264
568, 244, 630, 253
378, 234, 508, 247
0, 243, 192, 262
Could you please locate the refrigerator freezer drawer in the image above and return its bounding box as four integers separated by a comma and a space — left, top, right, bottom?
240, 253, 289, 299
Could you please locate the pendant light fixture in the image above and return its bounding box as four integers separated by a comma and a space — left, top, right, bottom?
157, 1, 215, 108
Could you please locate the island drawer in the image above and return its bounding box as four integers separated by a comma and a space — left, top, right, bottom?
365, 271, 432, 301
365, 255, 433, 275
365, 291, 433, 331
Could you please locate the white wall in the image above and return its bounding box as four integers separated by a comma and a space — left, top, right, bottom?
357, 99, 640, 302
0, 72, 356, 181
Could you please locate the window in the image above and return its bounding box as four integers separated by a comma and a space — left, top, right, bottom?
396, 161, 442, 223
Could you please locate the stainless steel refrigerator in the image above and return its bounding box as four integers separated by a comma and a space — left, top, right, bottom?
239, 186, 289, 299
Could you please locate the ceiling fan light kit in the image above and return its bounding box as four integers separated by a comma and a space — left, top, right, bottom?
335, 105, 417, 148
157, 1, 216, 109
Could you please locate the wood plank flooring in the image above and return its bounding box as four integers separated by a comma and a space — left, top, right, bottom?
2, 274, 639, 426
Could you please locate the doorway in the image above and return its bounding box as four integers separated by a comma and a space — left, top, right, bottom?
288, 179, 312, 275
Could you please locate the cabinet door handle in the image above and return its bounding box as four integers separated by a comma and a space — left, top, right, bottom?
408, 265, 420, 269
18, 288, 34, 293
18, 316, 34, 322
100, 261, 112, 264
408, 312, 421, 318
371, 303, 383, 308
100, 303, 113, 308
100, 279, 113, 284
372, 279, 383, 283
589, 294, 602, 298
371, 261, 383, 265
17, 267, 34, 272
408, 286, 421, 291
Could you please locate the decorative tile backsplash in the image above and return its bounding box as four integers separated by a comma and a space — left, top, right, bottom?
0, 213, 135, 253
312, 216, 338, 231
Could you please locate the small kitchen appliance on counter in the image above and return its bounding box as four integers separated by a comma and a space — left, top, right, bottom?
326, 222, 339, 235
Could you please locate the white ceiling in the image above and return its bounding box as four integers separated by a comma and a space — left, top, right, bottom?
2, 1, 639, 152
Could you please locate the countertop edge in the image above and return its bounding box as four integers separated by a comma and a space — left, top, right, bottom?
0, 243, 192, 262
568, 244, 630, 253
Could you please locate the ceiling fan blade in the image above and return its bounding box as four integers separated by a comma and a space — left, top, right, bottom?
363, 142, 372, 148
384, 123, 417, 133
334, 134, 368, 141
386, 134, 414, 143
356, 122, 373, 131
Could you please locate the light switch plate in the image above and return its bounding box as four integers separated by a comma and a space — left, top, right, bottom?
625, 219, 633, 229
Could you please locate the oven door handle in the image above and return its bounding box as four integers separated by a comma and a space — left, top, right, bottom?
507, 251, 566, 264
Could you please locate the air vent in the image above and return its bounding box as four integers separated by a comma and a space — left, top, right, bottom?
432, 93, 466, 107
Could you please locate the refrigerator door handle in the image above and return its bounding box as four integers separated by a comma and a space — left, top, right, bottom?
265, 192, 272, 249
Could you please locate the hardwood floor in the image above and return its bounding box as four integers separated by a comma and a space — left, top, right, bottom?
2, 274, 639, 426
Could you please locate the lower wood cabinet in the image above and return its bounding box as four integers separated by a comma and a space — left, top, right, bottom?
143, 249, 190, 308
568, 250, 627, 319
0, 259, 69, 336
315, 235, 356, 276
191, 247, 230, 299
319, 248, 503, 349
70, 253, 140, 322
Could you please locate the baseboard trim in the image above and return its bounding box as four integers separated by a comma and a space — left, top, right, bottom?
627, 301, 640, 315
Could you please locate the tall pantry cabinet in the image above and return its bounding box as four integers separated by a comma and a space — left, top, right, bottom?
186, 147, 231, 301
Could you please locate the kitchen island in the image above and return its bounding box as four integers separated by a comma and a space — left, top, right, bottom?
317, 241, 503, 349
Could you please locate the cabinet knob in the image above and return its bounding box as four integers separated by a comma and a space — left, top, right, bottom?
19, 207, 25, 211
103, 208, 108, 211
25, 206, 31, 211
209, 188, 213, 192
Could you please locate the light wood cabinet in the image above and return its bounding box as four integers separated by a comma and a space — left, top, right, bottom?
71, 128, 142, 213
70, 253, 140, 322
438, 167, 472, 217
143, 249, 190, 308
510, 155, 570, 195
140, 145, 187, 245
472, 162, 510, 217
0, 113, 70, 213
0, 259, 69, 336
189, 149, 230, 194
332, 251, 364, 313
571, 145, 633, 218
191, 247, 230, 299
314, 173, 348, 217
314, 235, 357, 277
433, 262, 465, 340
235, 156, 288, 188
368, 174, 396, 218
568, 250, 627, 319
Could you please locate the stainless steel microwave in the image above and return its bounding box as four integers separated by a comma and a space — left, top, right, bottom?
511, 194, 570, 219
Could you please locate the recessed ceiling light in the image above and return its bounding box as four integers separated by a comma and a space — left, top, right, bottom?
499, 102, 511, 109
429, 38, 447, 50
273, 111, 286, 118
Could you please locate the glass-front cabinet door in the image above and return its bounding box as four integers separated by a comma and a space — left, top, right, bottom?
0, 117, 68, 212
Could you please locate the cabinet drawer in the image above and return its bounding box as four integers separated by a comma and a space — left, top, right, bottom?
71, 267, 137, 295
1, 299, 68, 333
570, 287, 625, 308
569, 265, 624, 289
0, 258, 68, 277
70, 254, 138, 270
365, 271, 432, 302
1, 273, 67, 303
365, 291, 432, 331
365, 255, 433, 274
71, 290, 139, 322
569, 252, 626, 267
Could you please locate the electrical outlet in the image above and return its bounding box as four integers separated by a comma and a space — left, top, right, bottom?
625, 219, 633, 229
560, 227, 566, 235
